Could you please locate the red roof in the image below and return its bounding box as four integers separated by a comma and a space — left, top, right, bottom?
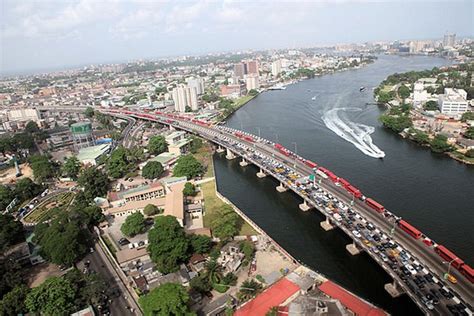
235, 278, 300, 316
319, 281, 386, 316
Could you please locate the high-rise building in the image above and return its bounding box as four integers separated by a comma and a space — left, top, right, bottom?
443, 33, 456, 47
438, 88, 468, 115
186, 87, 198, 111
271, 59, 282, 77
171, 85, 188, 112
245, 74, 259, 91
234, 63, 246, 79
186, 77, 205, 95
246, 60, 258, 75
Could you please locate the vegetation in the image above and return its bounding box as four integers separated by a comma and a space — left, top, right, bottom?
14, 177, 43, 201
77, 167, 109, 200
62, 156, 81, 179
84, 107, 95, 118
147, 216, 189, 273
397, 85, 411, 99
461, 111, 474, 122
423, 100, 439, 111
173, 155, 204, 179
237, 279, 263, 302
380, 112, 412, 133
121, 212, 146, 237
430, 134, 453, 153
0, 214, 24, 252
240, 240, 255, 262
0, 185, 14, 212
189, 234, 212, 254
144, 204, 162, 216
464, 126, 474, 139
190, 275, 212, 294
23, 192, 75, 223
248, 89, 259, 96
0, 284, 30, 315
29, 155, 56, 182
189, 136, 203, 154
142, 161, 164, 179
410, 129, 430, 145
25, 276, 77, 315
211, 204, 242, 240
107, 146, 133, 178
139, 283, 194, 316
148, 135, 168, 155
465, 149, 474, 158
183, 182, 197, 196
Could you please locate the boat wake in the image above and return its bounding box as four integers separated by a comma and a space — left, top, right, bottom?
322, 107, 385, 159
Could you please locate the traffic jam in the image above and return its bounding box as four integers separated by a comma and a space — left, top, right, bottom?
105, 109, 473, 315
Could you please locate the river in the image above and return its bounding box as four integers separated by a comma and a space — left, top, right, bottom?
213, 55, 474, 315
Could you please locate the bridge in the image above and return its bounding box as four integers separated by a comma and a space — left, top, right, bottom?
43, 107, 472, 315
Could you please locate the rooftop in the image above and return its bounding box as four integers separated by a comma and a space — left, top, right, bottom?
77, 144, 110, 161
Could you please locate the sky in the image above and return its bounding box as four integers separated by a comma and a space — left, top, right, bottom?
0, 0, 472, 75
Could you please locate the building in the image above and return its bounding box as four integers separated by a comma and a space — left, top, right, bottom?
271, 59, 282, 77
234, 63, 246, 79
245, 60, 258, 75
438, 88, 469, 115
186, 77, 205, 95
7, 108, 41, 123
172, 84, 199, 112
443, 33, 456, 48
220, 84, 245, 98
70, 121, 96, 150
413, 82, 429, 107
166, 131, 192, 155
77, 144, 111, 166
186, 86, 198, 111
245, 74, 259, 91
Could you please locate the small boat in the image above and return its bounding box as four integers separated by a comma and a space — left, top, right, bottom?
359, 87, 366, 92
311, 96, 316, 101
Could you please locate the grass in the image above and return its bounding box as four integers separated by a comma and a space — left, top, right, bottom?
102, 235, 117, 258
201, 180, 257, 236
233, 95, 256, 109
23, 192, 75, 223
193, 141, 215, 178
380, 84, 395, 93
450, 151, 474, 164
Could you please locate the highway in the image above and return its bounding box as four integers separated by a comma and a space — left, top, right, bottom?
104, 109, 473, 315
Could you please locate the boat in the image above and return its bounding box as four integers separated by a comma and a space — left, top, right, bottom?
268, 84, 287, 90
359, 86, 366, 92
311, 96, 316, 101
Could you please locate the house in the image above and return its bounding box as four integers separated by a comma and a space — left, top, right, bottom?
457, 138, 474, 150
218, 242, 245, 273
202, 294, 237, 316
77, 144, 111, 166
166, 131, 192, 155
189, 253, 207, 273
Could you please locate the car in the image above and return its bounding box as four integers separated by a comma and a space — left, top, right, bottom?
352, 230, 361, 238
90, 247, 95, 253
446, 274, 457, 284
118, 238, 130, 246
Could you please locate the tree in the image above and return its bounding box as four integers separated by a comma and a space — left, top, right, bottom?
189, 136, 203, 154
411, 129, 430, 145
0, 257, 23, 298
189, 234, 212, 254
0, 185, 14, 212
62, 156, 81, 179
461, 111, 474, 122
380, 114, 413, 133
173, 155, 204, 179
0, 214, 24, 252
185, 106, 192, 112
0, 284, 30, 315
77, 167, 109, 200
240, 240, 255, 261
464, 126, 474, 140
237, 279, 262, 302
72, 205, 105, 227
29, 155, 56, 182
142, 161, 164, 179
148, 135, 168, 155
430, 134, 452, 153
121, 212, 146, 237
211, 205, 241, 240
248, 89, 259, 96
84, 107, 95, 118
14, 177, 42, 201
139, 283, 193, 316
144, 204, 162, 216
13, 132, 35, 150
35, 219, 88, 266
465, 149, 474, 158
25, 121, 40, 134
25, 276, 77, 315
183, 182, 197, 196
189, 275, 211, 294
147, 216, 189, 273
222, 272, 237, 286
107, 146, 132, 178
423, 100, 439, 111
398, 85, 410, 99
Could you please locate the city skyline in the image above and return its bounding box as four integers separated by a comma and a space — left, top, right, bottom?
1, 0, 472, 75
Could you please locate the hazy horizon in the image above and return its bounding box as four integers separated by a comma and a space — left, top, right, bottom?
1, 0, 472, 76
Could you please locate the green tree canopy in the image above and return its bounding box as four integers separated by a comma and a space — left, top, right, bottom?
62, 156, 81, 179
173, 155, 204, 179
410, 129, 430, 145
0, 214, 24, 252
461, 111, 474, 122
398, 85, 411, 99
139, 283, 194, 316
248, 89, 259, 96
430, 134, 453, 153
84, 107, 95, 118
25, 276, 77, 315
77, 167, 109, 200
148, 135, 168, 155
121, 212, 146, 237
189, 136, 203, 154
0, 284, 30, 315
0, 256, 23, 298
147, 216, 189, 273
237, 279, 263, 302
71, 205, 105, 227
240, 240, 255, 261
107, 146, 133, 179
380, 114, 413, 133
211, 205, 241, 240
25, 121, 40, 134
183, 182, 197, 196
0, 185, 14, 213
13, 132, 35, 150
189, 275, 211, 294
465, 149, 474, 158
142, 161, 164, 179
29, 155, 56, 182
423, 100, 439, 111
464, 126, 474, 140
189, 234, 212, 254
14, 177, 42, 201
144, 204, 162, 216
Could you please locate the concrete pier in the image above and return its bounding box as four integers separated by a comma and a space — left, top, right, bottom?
256, 168, 266, 178
320, 217, 334, 231
216, 146, 225, 153
276, 182, 288, 193
226, 148, 236, 160
299, 200, 311, 211
239, 158, 248, 167
384, 280, 404, 298
346, 242, 361, 255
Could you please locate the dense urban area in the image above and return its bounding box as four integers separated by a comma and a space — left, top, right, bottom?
0, 34, 473, 316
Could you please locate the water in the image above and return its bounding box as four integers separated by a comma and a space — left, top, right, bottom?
213, 55, 474, 315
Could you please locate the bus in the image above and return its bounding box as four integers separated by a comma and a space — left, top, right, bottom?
434, 245, 465, 270
460, 264, 474, 283
346, 185, 362, 199
398, 220, 422, 239
365, 198, 385, 213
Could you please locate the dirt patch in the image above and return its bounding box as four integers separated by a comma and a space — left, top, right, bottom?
0, 164, 33, 185
26, 263, 64, 287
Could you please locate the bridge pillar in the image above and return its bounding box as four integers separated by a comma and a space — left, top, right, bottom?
320, 216, 334, 231
299, 199, 311, 212
346, 241, 361, 255
169, 125, 175, 131
216, 146, 225, 153
239, 158, 248, 167
384, 280, 404, 298
226, 148, 236, 160
276, 182, 287, 193
256, 168, 266, 178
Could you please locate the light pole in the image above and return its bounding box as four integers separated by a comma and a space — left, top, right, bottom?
444, 257, 458, 279
256, 127, 261, 138
292, 142, 297, 169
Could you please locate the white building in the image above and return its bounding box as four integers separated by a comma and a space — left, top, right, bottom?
245, 74, 259, 91
186, 77, 205, 95
413, 82, 430, 107
185, 87, 198, 111
438, 88, 468, 115
172, 84, 199, 112
271, 59, 282, 77
7, 108, 41, 122
443, 33, 456, 48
